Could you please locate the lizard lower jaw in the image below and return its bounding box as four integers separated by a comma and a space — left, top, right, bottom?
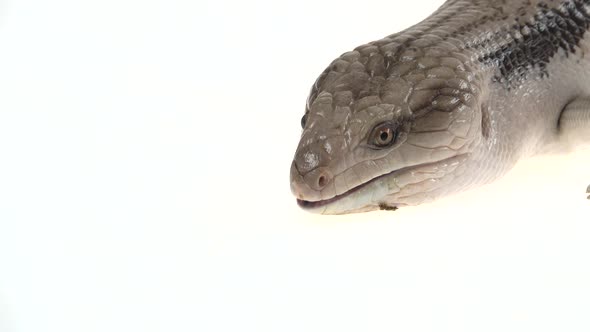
295, 168, 400, 214
296, 154, 469, 214
296, 181, 370, 210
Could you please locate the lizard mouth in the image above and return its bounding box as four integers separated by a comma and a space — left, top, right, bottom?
296, 154, 468, 211
296, 166, 403, 210
296, 178, 371, 209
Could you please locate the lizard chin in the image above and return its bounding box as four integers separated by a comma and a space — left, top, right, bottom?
296, 154, 469, 215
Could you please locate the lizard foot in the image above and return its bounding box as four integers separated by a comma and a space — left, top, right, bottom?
587, 184, 590, 200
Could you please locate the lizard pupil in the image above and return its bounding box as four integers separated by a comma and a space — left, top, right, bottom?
370, 122, 397, 148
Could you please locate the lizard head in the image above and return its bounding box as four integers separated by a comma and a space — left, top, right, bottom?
290, 42, 485, 214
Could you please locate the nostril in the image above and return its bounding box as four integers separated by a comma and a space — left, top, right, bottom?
301, 167, 332, 191
318, 174, 327, 188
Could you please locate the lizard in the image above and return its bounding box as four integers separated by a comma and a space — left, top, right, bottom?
290, 0, 590, 214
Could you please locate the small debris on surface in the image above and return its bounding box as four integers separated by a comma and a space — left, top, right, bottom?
379, 203, 398, 211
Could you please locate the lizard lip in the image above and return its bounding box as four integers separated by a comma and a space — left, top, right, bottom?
296, 179, 368, 209
296, 154, 468, 210
296, 167, 397, 210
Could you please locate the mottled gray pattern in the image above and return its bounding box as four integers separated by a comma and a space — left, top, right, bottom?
291, 0, 590, 214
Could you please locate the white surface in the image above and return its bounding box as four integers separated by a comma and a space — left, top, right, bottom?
0, 0, 590, 331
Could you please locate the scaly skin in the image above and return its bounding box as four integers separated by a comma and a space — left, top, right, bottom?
290, 0, 590, 214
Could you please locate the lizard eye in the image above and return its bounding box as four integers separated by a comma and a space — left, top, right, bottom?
370, 122, 397, 148
301, 113, 308, 128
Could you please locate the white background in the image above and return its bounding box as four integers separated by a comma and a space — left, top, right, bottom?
0, 0, 590, 331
